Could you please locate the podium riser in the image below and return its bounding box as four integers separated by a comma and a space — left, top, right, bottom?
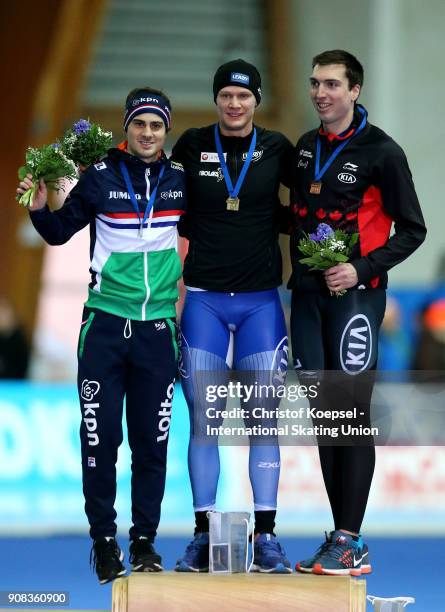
112, 573, 366, 612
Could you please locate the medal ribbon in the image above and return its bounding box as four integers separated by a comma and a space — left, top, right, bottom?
314, 105, 367, 182
119, 161, 165, 232
214, 124, 257, 199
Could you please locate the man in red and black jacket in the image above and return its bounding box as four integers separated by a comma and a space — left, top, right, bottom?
289, 50, 426, 576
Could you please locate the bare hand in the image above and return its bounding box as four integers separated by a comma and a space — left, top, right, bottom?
16, 174, 47, 210
324, 263, 358, 292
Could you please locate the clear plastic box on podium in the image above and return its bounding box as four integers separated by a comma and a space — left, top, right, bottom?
208, 511, 250, 573
367, 596, 415, 611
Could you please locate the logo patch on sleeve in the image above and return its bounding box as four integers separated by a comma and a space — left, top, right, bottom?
170, 161, 184, 172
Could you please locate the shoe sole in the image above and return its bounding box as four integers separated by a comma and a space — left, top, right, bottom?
132, 563, 163, 572
312, 562, 370, 576
99, 567, 126, 584
251, 563, 292, 574
295, 563, 313, 573
175, 561, 208, 573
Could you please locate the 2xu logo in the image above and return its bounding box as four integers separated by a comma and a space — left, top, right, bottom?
257, 461, 281, 469
340, 314, 372, 375
270, 337, 289, 386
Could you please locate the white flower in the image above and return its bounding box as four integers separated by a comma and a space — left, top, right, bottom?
63, 133, 77, 148
329, 239, 346, 252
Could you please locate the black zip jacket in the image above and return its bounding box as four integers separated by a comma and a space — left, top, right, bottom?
172, 124, 293, 291
289, 105, 426, 291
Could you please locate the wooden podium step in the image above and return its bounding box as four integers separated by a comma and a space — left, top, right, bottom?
112, 572, 366, 612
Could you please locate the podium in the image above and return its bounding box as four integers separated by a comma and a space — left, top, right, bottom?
112, 572, 366, 612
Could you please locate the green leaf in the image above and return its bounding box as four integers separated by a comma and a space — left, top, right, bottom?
349, 232, 359, 247
332, 253, 349, 262
299, 257, 317, 265
18, 166, 28, 180
311, 252, 325, 262
321, 250, 337, 261
42, 172, 66, 182
298, 245, 314, 256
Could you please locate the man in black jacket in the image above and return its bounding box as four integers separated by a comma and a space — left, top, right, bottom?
290, 49, 426, 576
173, 59, 294, 573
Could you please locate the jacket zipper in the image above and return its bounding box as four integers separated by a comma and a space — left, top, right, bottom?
141, 168, 152, 320
142, 252, 150, 321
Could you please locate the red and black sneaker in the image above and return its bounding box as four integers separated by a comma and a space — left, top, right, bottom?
312, 530, 372, 576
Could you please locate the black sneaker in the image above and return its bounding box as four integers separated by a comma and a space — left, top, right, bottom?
90, 537, 126, 584
129, 536, 163, 572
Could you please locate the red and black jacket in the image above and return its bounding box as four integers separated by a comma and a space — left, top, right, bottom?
288, 105, 426, 291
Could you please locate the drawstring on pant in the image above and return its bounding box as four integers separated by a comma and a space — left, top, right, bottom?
124, 319, 132, 339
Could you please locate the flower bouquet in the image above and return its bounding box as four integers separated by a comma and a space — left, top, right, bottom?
16, 144, 78, 208
298, 223, 358, 296
60, 119, 112, 168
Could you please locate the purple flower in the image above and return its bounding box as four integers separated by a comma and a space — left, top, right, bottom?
51, 143, 61, 149
309, 222, 334, 242
73, 119, 92, 135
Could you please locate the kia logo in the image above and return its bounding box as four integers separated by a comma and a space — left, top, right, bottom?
338, 172, 356, 184
340, 314, 372, 374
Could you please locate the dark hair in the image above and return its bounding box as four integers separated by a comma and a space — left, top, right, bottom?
312, 50, 364, 89
125, 86, 172, 110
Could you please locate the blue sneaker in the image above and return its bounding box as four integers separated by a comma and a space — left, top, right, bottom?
175, 532, 209, 572
251, 533, 292, 574
312, 530, 370, 576
295, 531, 332, 573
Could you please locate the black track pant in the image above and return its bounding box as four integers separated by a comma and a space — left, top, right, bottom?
291, 289, 386, 533
77, 307, 177, 541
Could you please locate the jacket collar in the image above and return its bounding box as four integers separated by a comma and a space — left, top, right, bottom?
318, 104, 368, 142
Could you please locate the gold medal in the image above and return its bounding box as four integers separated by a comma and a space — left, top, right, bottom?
310, 181, 322, 195
226, 196, 240, 211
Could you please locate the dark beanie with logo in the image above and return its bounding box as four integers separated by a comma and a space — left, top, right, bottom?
123, 90, 172, 131
213, 59, 262, 105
